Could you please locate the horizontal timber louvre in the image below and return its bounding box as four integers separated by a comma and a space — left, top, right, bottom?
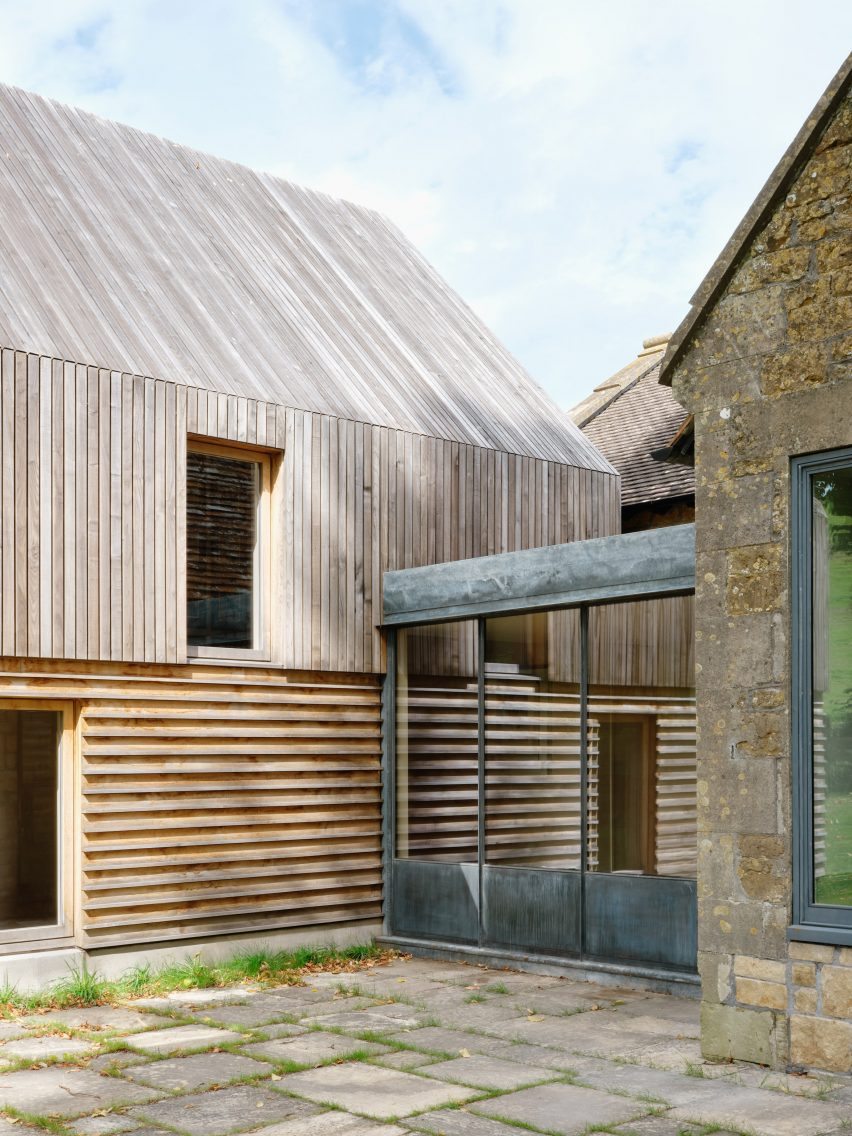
77, 667, 382, 946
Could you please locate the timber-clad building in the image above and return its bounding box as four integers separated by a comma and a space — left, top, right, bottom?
0, 83, 626, 972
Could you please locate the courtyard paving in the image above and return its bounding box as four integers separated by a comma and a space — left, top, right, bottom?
0, 956, 850, 1136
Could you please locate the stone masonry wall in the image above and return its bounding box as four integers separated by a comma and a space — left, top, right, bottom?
668, 88, 852, 1072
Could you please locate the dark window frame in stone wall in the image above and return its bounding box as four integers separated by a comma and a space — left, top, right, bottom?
186, 440, 272, 662
791, 447, 852, 947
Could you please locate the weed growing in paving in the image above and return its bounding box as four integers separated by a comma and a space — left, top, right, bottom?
0, 942, 394, 1014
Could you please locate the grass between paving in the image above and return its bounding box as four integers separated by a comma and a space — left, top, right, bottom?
0, 942, 393, 1015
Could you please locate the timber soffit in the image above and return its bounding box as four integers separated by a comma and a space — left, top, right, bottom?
382, 522, 696, 624
0, 84, 612, 472
659, 51, 852, 384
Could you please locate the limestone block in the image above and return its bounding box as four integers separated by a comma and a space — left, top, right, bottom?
736, 834, 788, 901
794, 988, 818, 1013
760, 343, 829, 397
791, 963, 817, 988
790, 1015, 852, 1073
788, 942, 835, 963
728, 246, 811, 295
838, 947, 852, 967
735, 977, 787, 1010
700, 1001, 774, 1065
726, 544, 784, 616
734, 956, 786, 983
698, 951, 732, 1004
822, 966, 852, 1018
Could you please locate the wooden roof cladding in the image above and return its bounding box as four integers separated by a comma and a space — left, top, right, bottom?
0, 83, 609, 472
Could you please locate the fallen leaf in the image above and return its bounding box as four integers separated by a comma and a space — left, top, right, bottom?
527, 1015, 545, 1022
458, 1048, 471, 1058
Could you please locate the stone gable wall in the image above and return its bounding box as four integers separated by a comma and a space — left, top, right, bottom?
668, 89, 852, 1072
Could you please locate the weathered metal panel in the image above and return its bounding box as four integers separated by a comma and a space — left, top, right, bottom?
482, 866, 582, 954
383, 524, 695, 625
584, 873, 697, 970
390, 859, 479, 944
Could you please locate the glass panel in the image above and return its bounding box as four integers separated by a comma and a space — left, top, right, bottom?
812, 468, 852, 907
588, 595, 696, 878
0, 710, 60, 929
187, 451, 258, 648
484, 610, 582, 869
396, 621, 478, 861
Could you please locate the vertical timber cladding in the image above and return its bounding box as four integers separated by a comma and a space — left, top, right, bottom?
0, 349, 621, 674
61, 664, 379, 947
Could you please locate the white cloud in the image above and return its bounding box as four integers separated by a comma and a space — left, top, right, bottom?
0, 0, 849, 408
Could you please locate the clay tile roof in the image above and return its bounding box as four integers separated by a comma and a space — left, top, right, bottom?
573, 338, 694, 508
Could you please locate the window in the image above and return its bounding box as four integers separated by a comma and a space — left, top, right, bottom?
792, 448, 852, 942
186, 442, 270, 658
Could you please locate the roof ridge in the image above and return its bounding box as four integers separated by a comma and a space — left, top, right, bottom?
575, 355, 661, 430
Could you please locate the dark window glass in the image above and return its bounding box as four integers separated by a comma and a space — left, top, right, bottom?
0, 710, 60, 929
484, 610, 582, 869
187, 450, 258, 649
396, 621, 478, 862
812, 467, 852, 908
588, 596, 697, 878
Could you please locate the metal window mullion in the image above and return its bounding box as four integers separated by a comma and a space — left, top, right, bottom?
580, 604, 589, 957
382, 630, 396, 937
477, 616, 486, 945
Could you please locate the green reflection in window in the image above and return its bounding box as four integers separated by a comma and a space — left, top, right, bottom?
812, 467, 852, 906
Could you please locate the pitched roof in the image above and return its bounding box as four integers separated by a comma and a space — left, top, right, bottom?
573, 337, 694, 507
660, 51, 852, 385
0, 85, 610, 471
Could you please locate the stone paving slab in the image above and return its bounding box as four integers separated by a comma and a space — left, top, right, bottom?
20, 1008, 165, 1033
301, 1008, 423, 1032
256, 1023, 308, 1040
669, 1085, 852, 1136
487, 1040, 582, 1071
384, 1027, 507, 1057
0, 1066, 162, 1117
251, 1114, 408, 1136
166, 988, 257, 1006
192, 1000, 301, 1029
121, 1051, 269, 1092
609, 1119, 741, 1136
420, 1053, 558, 1091
69, 1115, 141, 1136
471, 1081, 651, 1134
241, 1032, 388, 1066
371, 1049, 441, 1071
277, 1062, 476, 1119
0, 1035, 99, 1061
129, 1084, 318, 1136
127, 1024, 244, 1053
404, 1109, 531, 1136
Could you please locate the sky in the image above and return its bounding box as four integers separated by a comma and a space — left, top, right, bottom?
0, 2, 850, 410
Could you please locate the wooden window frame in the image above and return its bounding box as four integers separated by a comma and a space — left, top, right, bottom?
186, 439, 272, 663
791, 447, 852, 946
0, 701, 76, 950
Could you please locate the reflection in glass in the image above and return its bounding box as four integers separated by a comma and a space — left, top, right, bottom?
0, 710, 60, 929
396, 621, 478, 861
812, 468, 852, 907
484, 610, 582, 869
588, 596, 696, 878
187, 451, 259, 648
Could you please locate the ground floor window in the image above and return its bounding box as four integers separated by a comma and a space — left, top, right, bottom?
0, 707, 68, 941
793, 449, 852, 940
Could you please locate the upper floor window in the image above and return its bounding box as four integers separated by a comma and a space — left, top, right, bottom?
792, 448, 852, 943
186, 442, 270, 658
